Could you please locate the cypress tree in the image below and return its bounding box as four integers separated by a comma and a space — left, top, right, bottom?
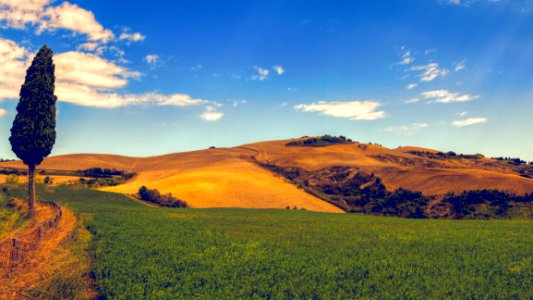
9, 45, 57, 217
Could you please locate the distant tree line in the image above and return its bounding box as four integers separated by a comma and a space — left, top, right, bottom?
492, 157, 532, 165
286, 135, 353, 147
76, 168, 135, 179
408, 150, 484, 160
138, 186, 189, 208
0, 168, 27, 176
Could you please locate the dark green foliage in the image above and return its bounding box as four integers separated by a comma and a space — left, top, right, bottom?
43, 176, 53, 185
138, 186, 189, 208
5, 185, 531, 299
76, 168, 136, 188
0, 168, 27, 176
77, 167, 134, 178
78, 177, 127, 188
443, 189, 533, 219
9, 45, 57, 167
354, 188, 429, 218
408, 150, 484, 160
286, 135, 353, 147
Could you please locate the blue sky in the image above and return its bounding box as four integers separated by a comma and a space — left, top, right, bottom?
0, 0, 532, 160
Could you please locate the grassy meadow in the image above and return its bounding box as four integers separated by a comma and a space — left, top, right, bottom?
4, 184, 533, 299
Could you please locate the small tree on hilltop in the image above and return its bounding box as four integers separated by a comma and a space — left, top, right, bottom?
9, 45, 57, 217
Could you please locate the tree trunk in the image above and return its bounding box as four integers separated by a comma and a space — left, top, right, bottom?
28, 164, 36, 217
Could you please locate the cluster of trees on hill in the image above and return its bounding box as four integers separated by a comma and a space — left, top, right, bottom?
0, 168, 27, 176
408, 150, 484, 160
492, 157, 531, 165
77, 168, 136, 188
286, 135, 353, 147
349, 185, 429, 218
138, 186, 188, 208
442, 190, 533, 219
490, 157, 533, 178
76, 168, 135, 179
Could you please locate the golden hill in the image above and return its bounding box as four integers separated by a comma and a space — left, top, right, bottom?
1, 137, 532, 212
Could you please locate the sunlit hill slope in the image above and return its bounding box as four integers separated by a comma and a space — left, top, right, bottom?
1, 137, 532, 213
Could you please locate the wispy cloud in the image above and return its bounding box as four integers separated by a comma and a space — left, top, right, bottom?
384, 123, 428, 135
420, 89, 479, 103
230, 99, 247, 107
145, 54, 159, 64
455, 60, 466, 71
411, 63, 449, 82
0, 108, 7, 118
272, 65, 285, 75
406, 83, 418, 90
399, 48, 415, 65
294, 100, 385, 121
444, 0, 503, 6
119, 31, 145, 43
251, 65, 285, 81
452, 117, 487, 127
251, 66, 270, 81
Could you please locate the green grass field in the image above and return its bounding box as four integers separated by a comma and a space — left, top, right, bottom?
0, 186, 27, 238
4, 184, 533, 299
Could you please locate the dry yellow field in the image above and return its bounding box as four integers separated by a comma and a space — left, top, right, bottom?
1, 138, 532, 211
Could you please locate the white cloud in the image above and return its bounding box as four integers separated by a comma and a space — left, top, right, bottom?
0, 0, 49, 28
0, 0, 144, 44
406, 83, 418, 90
294, 100, 385, 121
200, 106, 223, 122
272, 65, 285, 75
119, 31, 145, 42
0, 108, 7, 117
452, 117, 487, 127
0, 38, 30, 100
404, 98, 420, 104
411, 63, 449, 82
145, 54, 158, 64
384, 123, 428, 135
39, 2, 114, 42
55, 51, 139, 90
420, 89, 479, 103
251, 66, 269, 81
457, 111, 469, 116
0, 38, 215, 110
455, 60, 466, 71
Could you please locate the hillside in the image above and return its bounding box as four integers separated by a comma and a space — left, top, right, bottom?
1, 137, 532, 213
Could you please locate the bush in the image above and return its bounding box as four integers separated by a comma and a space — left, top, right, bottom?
138, 186, 188, 208
43, 176, 53, 185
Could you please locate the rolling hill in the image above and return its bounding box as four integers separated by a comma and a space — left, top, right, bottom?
1, 137, 532, 213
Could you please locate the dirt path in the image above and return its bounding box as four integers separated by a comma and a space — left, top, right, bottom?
0, 201, 90, 299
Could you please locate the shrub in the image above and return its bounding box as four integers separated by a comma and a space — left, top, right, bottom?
138, 186, 188, 208
44, 176, 53, 185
